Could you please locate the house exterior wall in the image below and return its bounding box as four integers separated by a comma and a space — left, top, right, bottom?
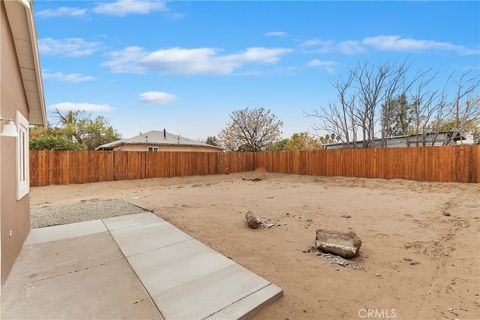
113, 144, 222, 152
325, 133, 451, 150
0, 1, 31, 285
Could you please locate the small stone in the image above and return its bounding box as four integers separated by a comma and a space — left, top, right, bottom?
341, 215, 352, 219
375, 273, 381, 277
285, 212, 290, 216
403, 257, 413, 262
245, 211, 263, 229
409, 261, 420, 265
443, 211, 451, 216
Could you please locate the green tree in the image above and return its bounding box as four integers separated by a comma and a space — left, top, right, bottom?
52, 110, 121, 150
382, 94, 415, 137
266, 138, 289, 151
30, 134, 86, 150
205, 136, 219, 147
267, 133, 324, 151
283, 132, 322, 150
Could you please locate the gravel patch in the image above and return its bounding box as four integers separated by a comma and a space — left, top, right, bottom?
31, 199, 147, 228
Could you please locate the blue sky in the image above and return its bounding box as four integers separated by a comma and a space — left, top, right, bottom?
35, 0, 480, 140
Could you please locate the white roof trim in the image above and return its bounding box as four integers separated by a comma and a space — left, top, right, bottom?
4, 0, 47, 126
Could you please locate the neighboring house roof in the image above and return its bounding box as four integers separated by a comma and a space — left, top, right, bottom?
96, 130, 224, 150
4, 0, 46, 126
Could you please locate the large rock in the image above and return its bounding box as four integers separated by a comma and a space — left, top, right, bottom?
315, 229, 362, 258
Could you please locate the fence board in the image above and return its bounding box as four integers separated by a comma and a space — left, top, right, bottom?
29, 145, 480, 186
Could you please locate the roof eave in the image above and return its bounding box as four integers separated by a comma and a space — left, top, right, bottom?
4, 0, 47, 127
97, 141, 224, 150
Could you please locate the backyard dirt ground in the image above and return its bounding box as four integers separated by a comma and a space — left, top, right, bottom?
31, 172, 480, 320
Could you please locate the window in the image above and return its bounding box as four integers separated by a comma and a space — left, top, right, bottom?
148, 146, 159, 152
16, 111, 29, 200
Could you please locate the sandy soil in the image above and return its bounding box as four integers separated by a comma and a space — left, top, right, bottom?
31, 172, 480, 320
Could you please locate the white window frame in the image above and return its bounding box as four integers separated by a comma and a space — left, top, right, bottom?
16, 111, 29, 200
148, 146, 159, 152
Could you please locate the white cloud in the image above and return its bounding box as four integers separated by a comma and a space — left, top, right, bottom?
265, 31, 288, 37
139, 91, 177, 104
362, 35, 478, 55
300, 39, 363, 54
300, 39, 332, 48
37, 7, 87, 18
300, 35, 477, 56
38, 38, 102, 57
43, 71, 95, 83
48, 102, 112, 112
103, 46, 292, 75
102, 47, 146, 73
337, 40, 364, 54
92, 0, 166, 17
306, 59, 336, 73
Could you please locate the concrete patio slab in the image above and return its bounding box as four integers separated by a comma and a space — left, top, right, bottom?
2, 232, 162, 320
108, 221, 191, 257
152, 264, 273, 320
127, 238, 235, 295
24, 220, 106, 246
105, 212, 283, 320
4, 232, 123, 287
207, 283, 283, 320
5, 211, 282, 320
103, 211, 165, 231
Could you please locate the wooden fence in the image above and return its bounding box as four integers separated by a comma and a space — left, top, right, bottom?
29, 145, 480, 186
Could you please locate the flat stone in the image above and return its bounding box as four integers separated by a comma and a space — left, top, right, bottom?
103, 212, 164, 231
315, 229, 362, 258
24, 220, 107, 246
108, 221, 191, 257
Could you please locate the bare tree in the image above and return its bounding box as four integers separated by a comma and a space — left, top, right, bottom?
218, 107, 283, 151
307, 73, 359, 146
309, 61, 479, 148
308, 61, 415, 148
443, 69, 480, 145
408, 69, 438, 146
